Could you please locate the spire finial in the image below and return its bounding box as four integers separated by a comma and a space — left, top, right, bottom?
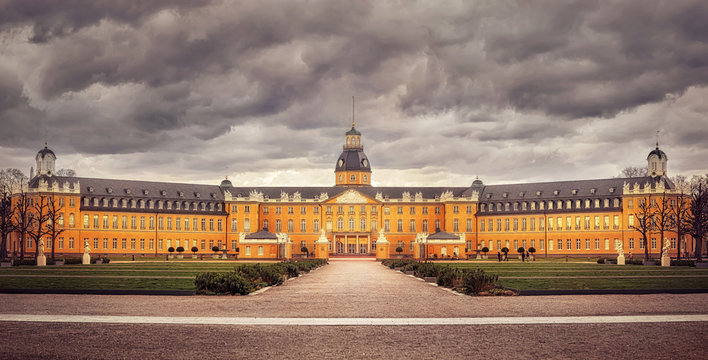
44, 141, 48, 148
655, 130, 660, 149
351, 96, 355, 128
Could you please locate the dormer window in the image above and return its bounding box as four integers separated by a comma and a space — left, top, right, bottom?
87, 186, 94, 193
210, 193, 216, 199
571, 189, 578, 195
195, 192, 200, 198
553, 190, 560, 196
143, 189, 149, 195
536, 191, 542, 196
106, 188, 113, 194
590, 188, 597, 194
519, 192, 525, 197
503, 192, 508, 198
486, 194, 492, 199
178, 191, 184, 197
160, 190, 166, 196
125, 189, 131, 194
609, 187, 615, 193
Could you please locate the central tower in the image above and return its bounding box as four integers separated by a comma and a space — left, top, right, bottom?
335, 121, 372, 186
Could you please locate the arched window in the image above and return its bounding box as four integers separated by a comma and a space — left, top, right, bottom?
348, 217, 355, 230
276, 220, 281, 232
360, 218, 366, 231
314, 219, 320, 232
337, 218, 344, 231
350, 174, 356, 182
363, 174, 368, 182
263, 219, 269, 231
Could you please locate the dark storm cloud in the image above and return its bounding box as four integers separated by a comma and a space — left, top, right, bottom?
0, 0, 209, 42
0, 0, 707, 182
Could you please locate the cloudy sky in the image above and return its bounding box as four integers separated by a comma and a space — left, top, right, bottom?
0, 0, 707, 187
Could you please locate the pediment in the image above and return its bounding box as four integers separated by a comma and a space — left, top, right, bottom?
325, 189, 378, 204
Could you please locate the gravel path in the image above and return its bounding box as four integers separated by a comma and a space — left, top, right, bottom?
1, 260, 706, 359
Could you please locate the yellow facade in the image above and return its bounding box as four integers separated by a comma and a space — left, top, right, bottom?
6, 130, 694, 260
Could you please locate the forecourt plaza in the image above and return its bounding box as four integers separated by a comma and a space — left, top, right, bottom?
1, 260, 706, 359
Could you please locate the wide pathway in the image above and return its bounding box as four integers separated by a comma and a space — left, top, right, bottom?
1, 260, 707, 359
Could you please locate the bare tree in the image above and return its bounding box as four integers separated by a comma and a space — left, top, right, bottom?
12, 191, 32, 260
619, 166, 648, 178
55, 169, 77, 177
0, 191, 14, 260
46, 196, 65, 261
27, 195, 51, 258
688, 176, 708, 261
653, 193, 672, 259
631, 197, 653, 261
670, 176, 691, 260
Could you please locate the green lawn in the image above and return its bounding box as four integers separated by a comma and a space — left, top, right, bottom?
0, 262, 254, 291
440, 261, 708, 291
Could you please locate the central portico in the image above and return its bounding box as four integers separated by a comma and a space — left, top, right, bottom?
325, 189, 379, 256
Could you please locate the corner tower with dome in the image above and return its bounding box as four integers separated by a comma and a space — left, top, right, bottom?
334, 122, 371, 186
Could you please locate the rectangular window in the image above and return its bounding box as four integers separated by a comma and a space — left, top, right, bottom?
301, 220, 307, 232
245, 246, 251, 256
140, 239, 145, 250
651, 238, 657, 249
258, 246, 263, 256
158, 217, 164, 230
530, 218, 535, 231
585, 239, 590, 250
539, 239, 544, 250
605, 238, 610, 250
93, 238, 99, 249
93, 215, 99, 228
595, 238, 600, 250
480, 221, 485, 232
576, 239, 581, 250
521, 218, 526, 231
130, 216, 136, 229
149, 217, 154, 230
121, 238, 127, 250
410, 207, 415, 215
397, 220, 403, 232
410, 220, 416, 233
629, 238, 634, 250
102, 215, 108, 229
149, 239, 154, 250
244, 219, 250, 232
557, 239, 563, 250
112, 238, 117, 249
68, 237, 74, 249
140, 217, 145, 230
167, 217, 173, 230
244, 206, 250, 213
194, 219, 198, 231
584, 216, 590, 230
603, 216, 609, 229
103, 238, 108, 249
131, 238, 136, 250
422, 207, 428, 215
594, 216, 600, 229
454, 219, 459, 232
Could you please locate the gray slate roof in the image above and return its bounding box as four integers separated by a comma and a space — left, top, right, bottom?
245, 228, 278, 239
335, 149, 371, 172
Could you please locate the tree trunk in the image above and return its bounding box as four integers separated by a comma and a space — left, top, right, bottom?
51, 237, 55, 261
643, 235, 649, 261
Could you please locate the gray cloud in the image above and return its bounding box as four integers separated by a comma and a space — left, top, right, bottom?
0, 0, 707, 185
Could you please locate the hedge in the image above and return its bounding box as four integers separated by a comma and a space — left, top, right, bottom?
382, 259, 506, 295
195, 259, 328, 295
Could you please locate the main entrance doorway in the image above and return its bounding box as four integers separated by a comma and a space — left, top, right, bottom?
332, 234, 371, 255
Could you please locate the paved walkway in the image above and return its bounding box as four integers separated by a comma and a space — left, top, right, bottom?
1, 260, 707, 359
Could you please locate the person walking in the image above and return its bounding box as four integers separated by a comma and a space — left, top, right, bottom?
504, 251, 508, 261
497, 251, 502, 262
521, 251, 525, 262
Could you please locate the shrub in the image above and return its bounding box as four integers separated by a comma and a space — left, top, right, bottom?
671, 259, 695, 267
212, 246, 219, 252
459, 269, 499, 295
481, 247, 489, 253
191, 246, 198, 253
168, 247, 175, 253
101, 256, 111, 264
528, 247, 536, 254
301, 246, 308, 254
436, 266, 460, 287
395, 247, 403, 253
176, 246, 185, 253
194, 272, 253, 295
414, 262, 439, 278
236, 263, 285, 287
64, 258, 83, 265
517, 247, 525, 254
501, 247, 509, 253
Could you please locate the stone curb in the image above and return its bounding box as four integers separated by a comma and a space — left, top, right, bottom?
0, 289, 194, 296
519, 288, 708, 296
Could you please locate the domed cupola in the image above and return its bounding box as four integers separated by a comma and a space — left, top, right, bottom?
219, 176, 233, 188
647, 141, 668, 178
335, 121, 372, 186
35, 142, 56, 177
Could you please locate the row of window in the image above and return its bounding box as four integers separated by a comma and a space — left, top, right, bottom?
479, 237, 678, 252
480, 215, 621, 232
31, 237, 235, 252
75, 214, 225, 232
83, 197, 223, 212
479, 198, 621, 213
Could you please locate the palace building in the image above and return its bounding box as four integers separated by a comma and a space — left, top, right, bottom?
7, 124, 692, 260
